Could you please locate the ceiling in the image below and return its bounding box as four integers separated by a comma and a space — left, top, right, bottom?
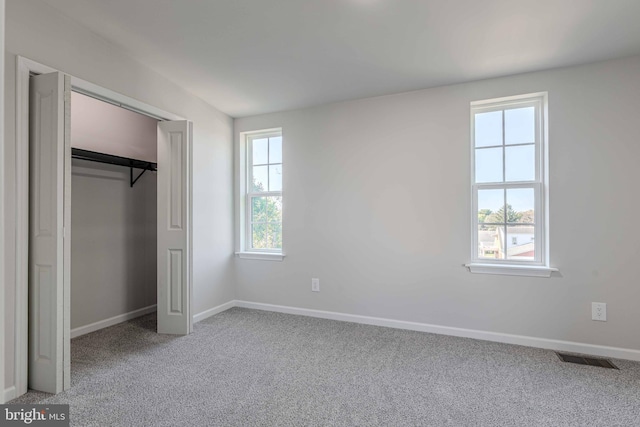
40, 0, 640, 118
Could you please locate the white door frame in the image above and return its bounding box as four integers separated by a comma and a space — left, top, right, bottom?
0, 0, 6, 405
13, 56, 191, 397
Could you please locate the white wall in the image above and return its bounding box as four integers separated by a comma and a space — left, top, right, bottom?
3, 0, 235, 393
235, 55, 640, 353
70, 160, 156, 330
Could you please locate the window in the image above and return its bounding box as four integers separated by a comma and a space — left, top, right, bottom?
468, 93, 555, 277
237, 129, 284, 260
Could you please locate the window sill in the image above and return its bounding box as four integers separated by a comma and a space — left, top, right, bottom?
465, 263, 558, 278
235, 252, 285, 261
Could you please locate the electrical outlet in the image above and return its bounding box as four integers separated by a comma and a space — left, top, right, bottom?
311, 278, 320, 292
592, 302, 607, 321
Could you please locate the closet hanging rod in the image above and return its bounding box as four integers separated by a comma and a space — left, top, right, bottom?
71, 87, 168, 121
71, 148, 157, 187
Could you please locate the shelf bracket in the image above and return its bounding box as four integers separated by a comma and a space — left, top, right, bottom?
130, 164, 152, 187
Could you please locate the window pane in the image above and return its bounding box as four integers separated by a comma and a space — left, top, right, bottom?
269, 136, 282, 163
478, 189, 504, 226
505, 145, 535, 182
251, 223, 267, 249
266, 196, 282, 223
252, 165, 268, 192
506, 188, 534, 224
251, 197, 266, 222
506, 225, 535, 261
475, 111, 502, 147
475, 147, 503, 183
252, 138, 269, 165
478, 226, 505, 260
267, 223, 282, 249
269, 164, 282, 191
505, 107, 535, 145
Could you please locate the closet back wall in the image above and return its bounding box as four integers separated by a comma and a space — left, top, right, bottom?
70, 93, 158, 332
72, 92, 157, 161
71, 162, 156, 330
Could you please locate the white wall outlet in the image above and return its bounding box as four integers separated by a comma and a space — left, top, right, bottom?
592, 302, 607, 321
311, 278, 320, 292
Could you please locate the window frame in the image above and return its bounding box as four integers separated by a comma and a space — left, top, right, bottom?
236, 128, 285, 261
467, 92, 555, 277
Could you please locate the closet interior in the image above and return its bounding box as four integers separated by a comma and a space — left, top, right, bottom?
70, 91, 159, 337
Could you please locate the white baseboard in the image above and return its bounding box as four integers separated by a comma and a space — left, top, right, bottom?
70, 305, 157, 339
4, 386, 16, 403
193, 300, 236, 323
235, 300, 640, 362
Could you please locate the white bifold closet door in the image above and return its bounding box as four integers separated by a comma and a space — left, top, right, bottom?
157, 120, 192, 335
28, 73, 192, 397
28, 71, 71, 394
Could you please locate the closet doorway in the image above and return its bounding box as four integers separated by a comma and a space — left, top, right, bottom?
69, 90, 159, 343
16, 57, 193, 396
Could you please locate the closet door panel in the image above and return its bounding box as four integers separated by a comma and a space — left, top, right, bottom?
157, 120, 192, 335
28, 71, 70, 394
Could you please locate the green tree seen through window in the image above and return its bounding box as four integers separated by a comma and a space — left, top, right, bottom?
250, 179, 282, 249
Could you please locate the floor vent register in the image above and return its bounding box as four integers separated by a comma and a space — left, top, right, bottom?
556, 352, 618, 369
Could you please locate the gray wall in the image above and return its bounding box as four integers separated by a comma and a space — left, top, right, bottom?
4, 0, 235, 392
235, 55, 640, 352
71, 160, 156, 330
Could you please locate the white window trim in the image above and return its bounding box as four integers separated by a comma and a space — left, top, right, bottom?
236, 128, 285, 261
465, 263, 557, 278
465, 92, 557, 277
235, 251, 285, 261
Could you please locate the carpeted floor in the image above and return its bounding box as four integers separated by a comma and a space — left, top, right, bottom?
11, 307, 640, 426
